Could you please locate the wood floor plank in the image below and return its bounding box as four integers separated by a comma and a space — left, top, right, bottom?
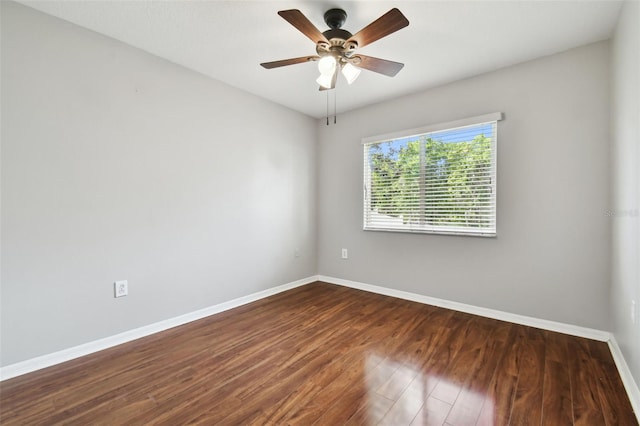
475, 324, 518, 426
567, 335, 608, 426
411, 396, 453, 426
306, 310, 438, 425
344, 392, 396, 425
430, 315, 496, 414
508, 326, 546, 425
158, 299, 375, 423
0, 282, 636, 425
410, 312, 475, 397
316, 305, 451, 425
345, 302, 459, 425
541, 330, 573, 425
234, 301, 406, 424
444, 320, 510, 425
379, 376, 428, 425
587, 340, 639, 426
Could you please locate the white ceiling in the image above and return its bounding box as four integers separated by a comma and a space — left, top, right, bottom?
18, 0, 623, 119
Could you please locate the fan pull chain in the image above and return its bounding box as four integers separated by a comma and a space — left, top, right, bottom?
334, 89, 337, 124
326, 91, 329, 126
325, 89, 338, 126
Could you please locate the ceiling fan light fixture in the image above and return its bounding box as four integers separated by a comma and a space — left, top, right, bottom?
262, 8, 409, 93
342, 62, 361, 85
317, 55, 337, 75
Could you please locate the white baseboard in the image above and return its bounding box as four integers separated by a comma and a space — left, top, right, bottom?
608, 336, 640, 421
318, 275, 610, 341
0, 275, 318, 381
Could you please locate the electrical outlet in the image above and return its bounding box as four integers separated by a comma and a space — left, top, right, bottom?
341, 248, 348, 259
294, 248, 300, 258
114, 280, 128, 298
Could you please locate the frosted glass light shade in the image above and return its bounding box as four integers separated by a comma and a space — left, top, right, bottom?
342, 63, 361, 85
318, 56, 337, 75
316, 73, 333, 89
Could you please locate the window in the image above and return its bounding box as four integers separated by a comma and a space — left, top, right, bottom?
363, 113, 502, 237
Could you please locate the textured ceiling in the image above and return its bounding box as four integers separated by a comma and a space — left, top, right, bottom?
18, 1, 623, 118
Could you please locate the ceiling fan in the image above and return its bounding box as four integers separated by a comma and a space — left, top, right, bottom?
260, 8, 409, 90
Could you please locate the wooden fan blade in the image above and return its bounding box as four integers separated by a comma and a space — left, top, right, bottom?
261, 56, 319, 69
354, 55, 404, 77
346, 8, 409, 49
278, 9, 329, 45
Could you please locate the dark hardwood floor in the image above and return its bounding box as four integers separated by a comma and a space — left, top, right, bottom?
1, 282, 636, 425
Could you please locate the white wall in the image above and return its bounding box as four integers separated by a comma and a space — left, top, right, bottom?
317, 41, 611, 330
611, 0, 640, 386
0, 2, 317, 366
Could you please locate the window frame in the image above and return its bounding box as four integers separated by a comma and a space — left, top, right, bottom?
362, 112, 503, 237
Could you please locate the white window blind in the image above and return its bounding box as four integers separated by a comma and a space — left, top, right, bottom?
363, 113, 502, 237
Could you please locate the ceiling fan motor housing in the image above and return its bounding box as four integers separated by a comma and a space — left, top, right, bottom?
318, 8, 356, 59
322, 28, 352, 42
